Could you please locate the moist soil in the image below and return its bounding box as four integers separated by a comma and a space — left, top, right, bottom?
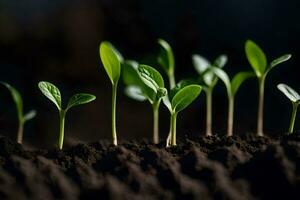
0, 133, 300, 200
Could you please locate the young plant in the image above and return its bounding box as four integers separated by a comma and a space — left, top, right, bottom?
99, 41, 122, 145
157, 39, 176, 89
245, 40, 291, 136
211, 68, 254, 136
1, 82, 36, 144
163, 83, 202, 147
38, 81, 96, 149
192, 54, 228, 136
277, 83, 300, 134
123, 61, 167, 144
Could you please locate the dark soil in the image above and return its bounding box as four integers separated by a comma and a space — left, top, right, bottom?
0, 133, 299, 200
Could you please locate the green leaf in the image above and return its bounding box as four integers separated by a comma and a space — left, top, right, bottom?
162, 95, 172, 112
157, 39, 174, 76
122, 60, 143, 86
125, 86, 147, 102
38, 81, 62, 110
245, 40, 267, 77
211, 67, 231, 96
107, 42, 124, 63
169, 79, 198, 100
277, 83, 300, 103
99, 41, 121, 85
171, 85, 202, 113
1, 82, 23, 120
266, 54, 291, 75
231, 71, 255, 95
213, 55, 228, 68
23, 110, 37, 122
192, 54, 211, 74
138, 64, 164, 92
67, 93, 96, 110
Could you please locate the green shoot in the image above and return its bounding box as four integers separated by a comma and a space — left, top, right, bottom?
38, 81, 95, 149
163, 84, 202, 147
211, 68, 254, 136
1, 82, 36, 144
192, 54, 228, 136
277, 83, 300, 134
245, 40, 291, 136
157, 39, 176, 89
99, 41, 122, 145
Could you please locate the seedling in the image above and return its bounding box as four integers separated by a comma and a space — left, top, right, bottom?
211, 68, 254, 136
99, 41, 122, 145
163, 83, 202, 147
245, 40, 291, 136
277, 83, 300, 134
192, 54, 227, 136
157, 39, 176, 89
1, 82, 36, 144
38, 81, 95, 149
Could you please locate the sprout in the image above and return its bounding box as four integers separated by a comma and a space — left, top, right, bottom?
38, 81, 96, 149
211, 68, 254, 136
245, 40, 291, 136
157, 39, 176, 89
192, 54, 228, 136
99, 41, 122, 145
1, 82, 36, 144
163, 83, 202, 147
277, 83, 300, 134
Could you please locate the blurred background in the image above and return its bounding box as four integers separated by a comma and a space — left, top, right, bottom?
0, 0, 299, 148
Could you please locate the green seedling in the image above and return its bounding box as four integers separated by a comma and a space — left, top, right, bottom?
245, 40, 291, 136
99, 41, 122, 145
211, 68, 254, 136
163, 83, 202, 147
1, 82, 36, 144
127, 64, 167, 144
157, 39, 176, 89
38, 81, 95, 149
277, 83, 300, 134
192, 54, 228, 136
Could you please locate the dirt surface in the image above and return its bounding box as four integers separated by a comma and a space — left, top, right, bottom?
0, 133, 299, 200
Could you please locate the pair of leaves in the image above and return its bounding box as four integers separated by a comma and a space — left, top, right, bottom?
210, 68, 254, 97
38, 82, 96, 112
192, 54, 228, 87
1, 82, 36, 123
157, 39, 175, 78
163, 84, 202, 114
245, 40, 291, 78
277, 84, 300, 104
99, 41, 122, 85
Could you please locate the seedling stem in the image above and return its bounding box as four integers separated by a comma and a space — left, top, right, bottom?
206, 89, 212, 136
227, 97, 234, 136
152, 101, 160, 144
170, 112, 177, 146
257, 77, 265, 136
59, 110, 66, 150
289, 103, 298, 134
112, 84, 118, 145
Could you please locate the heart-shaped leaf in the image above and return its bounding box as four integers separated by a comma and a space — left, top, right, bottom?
67, 93, 96, 110
231, 71, 255, 95
138, 64, 164, 92
38, 81, 62, 110
99, 41, 121, 85
157, 39, 174, 76
245, 40, 267, 77
171, 85, 202, 113
277, 83, 300, 103
1, 82, 23, 120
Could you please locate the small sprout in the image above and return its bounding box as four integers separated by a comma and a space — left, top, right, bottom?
99, 41, 122, 145
211, 68, 254, 136
192, 54, 228, 136
38, 81, 95, 149
277, 84, 300, 134
163, 84, 202, 147
157, 39, 176, 89
1, 82, 36, 144
245, 40, 291, 136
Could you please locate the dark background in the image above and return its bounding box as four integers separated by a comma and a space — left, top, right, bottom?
0, 0, 299, 148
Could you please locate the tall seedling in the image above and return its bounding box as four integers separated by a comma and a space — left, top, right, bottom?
192, 54, 228, 136
38, 81, 95, 149
245, 40, 291, 136
99, 41, 122, 145
1, 82, 36, 144
211, 68, 254, 136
